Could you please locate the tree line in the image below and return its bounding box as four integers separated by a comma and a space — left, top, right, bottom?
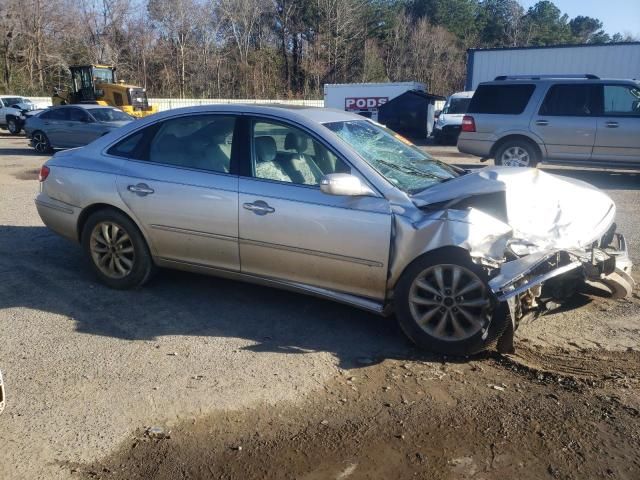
0, 0, 637, 99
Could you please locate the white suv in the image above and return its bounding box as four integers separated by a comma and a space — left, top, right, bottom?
0, 95, 38, 135
433, 90, 474, 144
457, 75, 640, 168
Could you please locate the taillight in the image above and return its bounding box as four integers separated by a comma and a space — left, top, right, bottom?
461, 115, 476, 132
38, 165, 50, 182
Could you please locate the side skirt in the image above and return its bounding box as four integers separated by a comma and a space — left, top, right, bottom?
154, 257, 387, 316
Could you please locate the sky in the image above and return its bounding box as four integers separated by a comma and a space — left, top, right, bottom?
519, 0, 640, 37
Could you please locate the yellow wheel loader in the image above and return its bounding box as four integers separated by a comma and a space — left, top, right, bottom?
52, 65, 157, 118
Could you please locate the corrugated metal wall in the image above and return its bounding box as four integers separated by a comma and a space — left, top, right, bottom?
467, 43, 640, 90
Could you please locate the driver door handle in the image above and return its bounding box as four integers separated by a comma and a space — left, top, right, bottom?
605, 121, 619, 128
127, 183, 155, 196
535, 120, 549, 126
243, 201, 275, 215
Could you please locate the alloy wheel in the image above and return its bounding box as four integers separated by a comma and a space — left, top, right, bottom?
33, 133, 49, 153
89, 222, 136, 279
501, 146, 530, 167
408, 264, 491, 341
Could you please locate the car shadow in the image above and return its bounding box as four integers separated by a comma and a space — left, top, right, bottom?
0, 131, 44, 157
1, 225, 445, 369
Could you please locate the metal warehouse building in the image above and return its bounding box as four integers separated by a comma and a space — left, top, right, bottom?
466, 42, 640, 90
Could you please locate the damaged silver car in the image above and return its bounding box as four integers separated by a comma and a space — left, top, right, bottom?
35, 105, 634, 355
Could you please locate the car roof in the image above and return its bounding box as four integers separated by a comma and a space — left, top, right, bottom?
0, 95, 27, 98
480, 78, 639, 86
51, 104, 118, 110
134, 104, 366, 124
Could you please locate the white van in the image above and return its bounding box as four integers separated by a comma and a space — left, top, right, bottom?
433, 90, 474, 144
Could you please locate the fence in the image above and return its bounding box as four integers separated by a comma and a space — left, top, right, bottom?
27, 97, 324, 111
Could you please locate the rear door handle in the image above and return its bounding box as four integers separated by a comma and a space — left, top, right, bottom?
605, 121, 619, 128
535, 120, 549, 126
127, 183, 155, 196
243, 200, 275, 215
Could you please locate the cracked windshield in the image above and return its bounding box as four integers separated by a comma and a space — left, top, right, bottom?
325, 120, 459, 194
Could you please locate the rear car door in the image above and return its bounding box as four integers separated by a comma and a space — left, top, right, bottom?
238, 117, 392, 301
38, 107, 71, 147
530, 84, 598, 162
114, 113, 240, 270
592, 83, 640, 163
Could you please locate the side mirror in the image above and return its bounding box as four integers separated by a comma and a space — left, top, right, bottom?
434, 110, 442, 118
320, 173, 375, 197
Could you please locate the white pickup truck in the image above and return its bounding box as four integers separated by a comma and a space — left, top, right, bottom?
0, 95, 39, 135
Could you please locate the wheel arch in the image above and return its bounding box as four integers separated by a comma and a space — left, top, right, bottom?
76, 203, 152, 251
490, 134, 544, 161
390, 245, 473, 293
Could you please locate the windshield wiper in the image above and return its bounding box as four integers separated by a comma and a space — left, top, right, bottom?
377, 159, 451, 181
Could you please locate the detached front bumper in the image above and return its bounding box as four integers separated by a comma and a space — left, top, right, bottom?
489, 233, 634, 302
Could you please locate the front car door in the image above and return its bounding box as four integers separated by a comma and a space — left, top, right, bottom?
113, 113, 240, 271
238, 117, 392, 301
62, 107, 101, 147
592, 83, 640, 164
530, 83, 598, 162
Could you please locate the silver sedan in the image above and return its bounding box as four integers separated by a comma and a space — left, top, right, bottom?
25, 104, 133, 153
35, 105, 634, 355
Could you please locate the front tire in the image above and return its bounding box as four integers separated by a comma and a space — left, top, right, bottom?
495, 139, 539, 167
395, 249, 508, 356
81, 209, 154, 289
7, 118, 21, 135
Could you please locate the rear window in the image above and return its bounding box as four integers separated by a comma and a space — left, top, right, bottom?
467, 84, 536, 115
40, 108, 69, 120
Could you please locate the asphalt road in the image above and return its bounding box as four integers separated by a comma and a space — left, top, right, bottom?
0, 133, 639, 479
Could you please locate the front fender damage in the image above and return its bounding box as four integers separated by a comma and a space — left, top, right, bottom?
390, 207, 634, 353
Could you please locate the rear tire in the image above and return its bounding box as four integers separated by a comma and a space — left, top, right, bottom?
32, 131, 52, 154
495, 139, 539, 167
81, 209, 155, 290
395, 249, 508, 356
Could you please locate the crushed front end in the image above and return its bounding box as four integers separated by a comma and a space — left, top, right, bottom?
484, 226, 634, 352
403, 167, 635, 352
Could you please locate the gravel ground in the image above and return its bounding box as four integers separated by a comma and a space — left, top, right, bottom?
0, 132, 639, 479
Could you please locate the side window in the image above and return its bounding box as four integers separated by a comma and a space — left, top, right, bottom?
47, 108, 70, 121
107, 131, 145, 158
539, 84, 599, 116
113, 92, 124, 106
251, 120, 350, 186
603, 85, 640, 116
147, 115, 235, 173
467, 84, 535, 115
68, 108, 89, 122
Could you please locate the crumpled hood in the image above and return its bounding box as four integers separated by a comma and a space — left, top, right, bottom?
14, 102, 37, 111
412, 167, 615, 250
